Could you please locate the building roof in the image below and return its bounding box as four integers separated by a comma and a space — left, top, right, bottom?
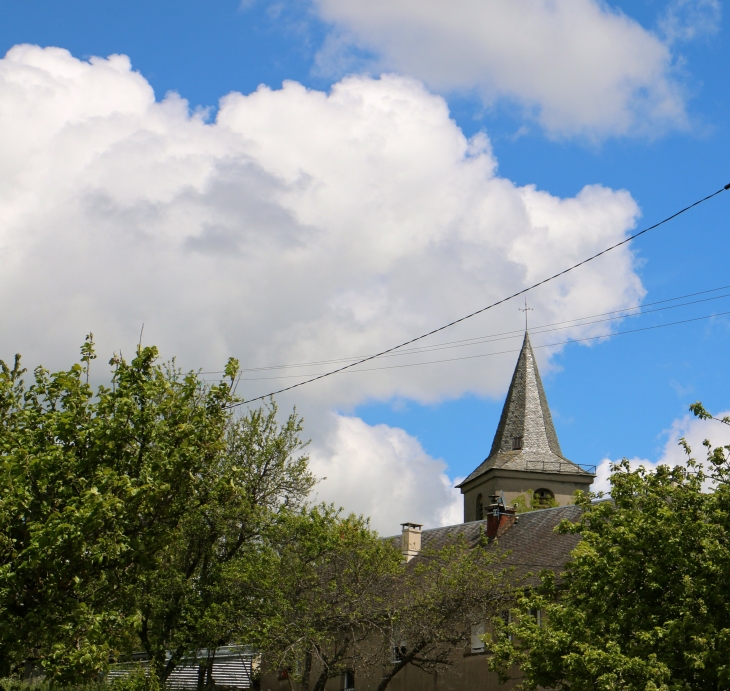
390, 504, 583, 582
458, 332, 593, 488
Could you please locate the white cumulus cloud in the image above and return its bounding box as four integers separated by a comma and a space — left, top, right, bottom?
313, 0, 689, 138
309, 415, 462, 533
0, 45, 645, 528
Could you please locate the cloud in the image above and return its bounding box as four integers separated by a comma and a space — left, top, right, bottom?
659, 0, 721, 44
593, 409, 730, 494
312, 0, 689, 138
0, 45, 645, 527
310, 415, 462, 533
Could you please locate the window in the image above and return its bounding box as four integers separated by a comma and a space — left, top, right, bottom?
476, 493, 483, 520
499, 611, 513, 641
533, 488, 555, 507
529, 608, 543, 627
470, 621, 485, 653
392, 644, 407, 663
512, 436, 523, 450
342, 670, 355, 690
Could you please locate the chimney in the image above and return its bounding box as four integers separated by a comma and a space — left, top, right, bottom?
486, 494, 517, 540
401, 522, 423, 562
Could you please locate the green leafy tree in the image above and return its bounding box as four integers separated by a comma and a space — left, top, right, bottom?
136, 402, 315, 685
0, 338, 239, 681
263, 521, 514, 691
376, 534, 514, 691
263, 508, 402, 691
488, 402, 730, 691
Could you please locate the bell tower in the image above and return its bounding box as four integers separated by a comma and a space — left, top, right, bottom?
458, 332, 594, 522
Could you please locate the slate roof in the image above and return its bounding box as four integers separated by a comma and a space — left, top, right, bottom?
390, 504, 583, 583
458, 332, 593, 488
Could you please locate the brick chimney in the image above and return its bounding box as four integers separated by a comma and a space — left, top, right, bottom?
486, 496, 517, 540
401, 522, 422, 562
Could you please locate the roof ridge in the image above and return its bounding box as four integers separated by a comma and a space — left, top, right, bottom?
384, 504, 583, 539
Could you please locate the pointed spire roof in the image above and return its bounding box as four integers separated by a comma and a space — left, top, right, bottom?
458, 332, 592, 487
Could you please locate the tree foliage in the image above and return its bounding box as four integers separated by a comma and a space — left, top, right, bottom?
488, 402, 730, 691
0, 337, 521, 690
375, 532, 514, 691
0, 338, 239, 680
136, 402, 314, 682
510, 489, 560, 513
262, 508, 402, 691
263, 520, 515, 691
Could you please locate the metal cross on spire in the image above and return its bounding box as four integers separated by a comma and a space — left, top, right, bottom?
519, 298, 534, 331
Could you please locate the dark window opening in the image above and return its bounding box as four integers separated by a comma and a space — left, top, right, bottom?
499, 611, 513, 641
342, 670, 355, 690
476, 493, 483, 520
512, 436, 523, 450
392, 645, 407, 663
533, 488, 555, 507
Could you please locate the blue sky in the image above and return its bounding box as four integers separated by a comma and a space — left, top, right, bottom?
1, 0, 729, 529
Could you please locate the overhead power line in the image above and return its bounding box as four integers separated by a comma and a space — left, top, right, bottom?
232, 309, 730, 381
203, 284, 730, 375
230, 182, 730, 407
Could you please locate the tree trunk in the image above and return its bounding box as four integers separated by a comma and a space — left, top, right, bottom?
300, 650, 312, 691
151, 652, 168, 686
312, 671, 330, 691
205, 648, 217, 689
197, 661, 207, 691
376, 649, 417, 691
162, 644, 187, 683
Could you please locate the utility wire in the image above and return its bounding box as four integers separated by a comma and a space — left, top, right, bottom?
204, 286, 730, 375
362, 290, 730, 360
230, 182, 730, 407
230, 309, 730, 381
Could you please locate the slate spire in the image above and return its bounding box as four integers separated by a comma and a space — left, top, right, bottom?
489, 331, 563, 458
458, 331, 591, 487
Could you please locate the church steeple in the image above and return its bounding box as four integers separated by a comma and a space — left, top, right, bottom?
488, 331, 563, 459
458, 331, 593, 519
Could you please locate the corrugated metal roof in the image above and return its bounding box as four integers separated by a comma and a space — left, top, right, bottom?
108, 646, 256, 690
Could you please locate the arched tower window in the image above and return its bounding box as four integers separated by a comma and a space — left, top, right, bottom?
476, 493, 484, 520
533, 488, 555, 507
